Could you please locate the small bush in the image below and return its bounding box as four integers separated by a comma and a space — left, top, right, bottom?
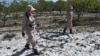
3, 33, 16, 41
52, 19, 58, 23
58, 20, 67, 24
95, 44, 100, 50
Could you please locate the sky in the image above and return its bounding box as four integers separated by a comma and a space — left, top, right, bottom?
0, 0, 59, 3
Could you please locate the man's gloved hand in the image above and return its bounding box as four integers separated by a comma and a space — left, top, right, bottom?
22, 32, 25, 37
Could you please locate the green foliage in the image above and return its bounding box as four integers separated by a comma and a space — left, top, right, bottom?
37, 0, 49, 11
46, 1, 54, 11
89, 0, 100, 10
0, 2, 4, 12
0, 0, 100, 14
9, 0, 27, 12
69, 0, 100, 20
54, 0, 67, 11
18, 0, 29, 12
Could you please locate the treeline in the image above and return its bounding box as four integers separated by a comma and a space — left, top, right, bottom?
0, 0, 99, 13
71, 0, 100, 20
0, 0, 100, 27
0, 0, 67, 13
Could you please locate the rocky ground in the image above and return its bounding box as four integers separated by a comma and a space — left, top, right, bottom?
0, 26, 100, 56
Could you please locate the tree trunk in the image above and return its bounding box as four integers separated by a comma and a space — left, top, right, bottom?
77, 12, 81, 21
14, 12, 18, 25
60, 10, 61, 15
95, 9, 98, 19
2, 14, 7, 27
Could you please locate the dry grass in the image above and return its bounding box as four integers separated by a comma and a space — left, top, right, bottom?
3, 33, 16, 41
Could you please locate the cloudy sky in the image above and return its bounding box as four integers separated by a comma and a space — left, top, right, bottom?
0, 0, 59, 3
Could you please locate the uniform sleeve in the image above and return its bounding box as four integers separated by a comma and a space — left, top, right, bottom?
22, 16, 27, 33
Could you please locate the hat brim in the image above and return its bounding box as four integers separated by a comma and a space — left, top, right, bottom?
26, 5, 36, 11
31, 8, 36, 11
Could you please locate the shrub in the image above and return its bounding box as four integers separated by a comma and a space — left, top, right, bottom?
3, 33, 16, 41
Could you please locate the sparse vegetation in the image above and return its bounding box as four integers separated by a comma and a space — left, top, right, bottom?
0, 0, 100, 32
3, 33, 16, 41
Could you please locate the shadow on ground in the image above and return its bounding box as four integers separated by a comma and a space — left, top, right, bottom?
39, 31, 71, 41
12, 48, 27, 56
